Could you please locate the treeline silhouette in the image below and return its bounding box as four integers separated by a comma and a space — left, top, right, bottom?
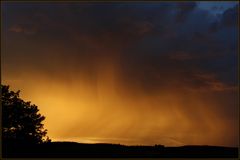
3, 142, 238, 158
1, 85, 238, 158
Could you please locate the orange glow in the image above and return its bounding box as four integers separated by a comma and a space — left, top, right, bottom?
3, 60, 238, 147
2, 1, 238, 148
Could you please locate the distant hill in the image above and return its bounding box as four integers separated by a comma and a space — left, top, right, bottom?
3, 141, 238, 158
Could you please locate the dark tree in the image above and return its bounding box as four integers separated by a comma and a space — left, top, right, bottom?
1, 85, 50, 145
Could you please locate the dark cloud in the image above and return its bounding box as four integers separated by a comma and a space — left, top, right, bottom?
2, 2, 238, 90
175, 2, 197, 23
208, 4, 238, 33
221, 4, 238, 27
8, 25, 37, 35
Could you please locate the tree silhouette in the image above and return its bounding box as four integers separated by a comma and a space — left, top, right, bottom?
1, 85, 50, 145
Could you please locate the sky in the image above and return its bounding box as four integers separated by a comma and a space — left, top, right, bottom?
1, 2, 239, 147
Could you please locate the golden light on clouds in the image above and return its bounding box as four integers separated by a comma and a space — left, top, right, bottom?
3, 62, 238, 147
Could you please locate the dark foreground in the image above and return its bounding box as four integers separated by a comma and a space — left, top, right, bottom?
3, 142, 238, 158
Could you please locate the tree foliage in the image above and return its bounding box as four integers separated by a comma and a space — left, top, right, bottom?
1, 85, 50, 144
